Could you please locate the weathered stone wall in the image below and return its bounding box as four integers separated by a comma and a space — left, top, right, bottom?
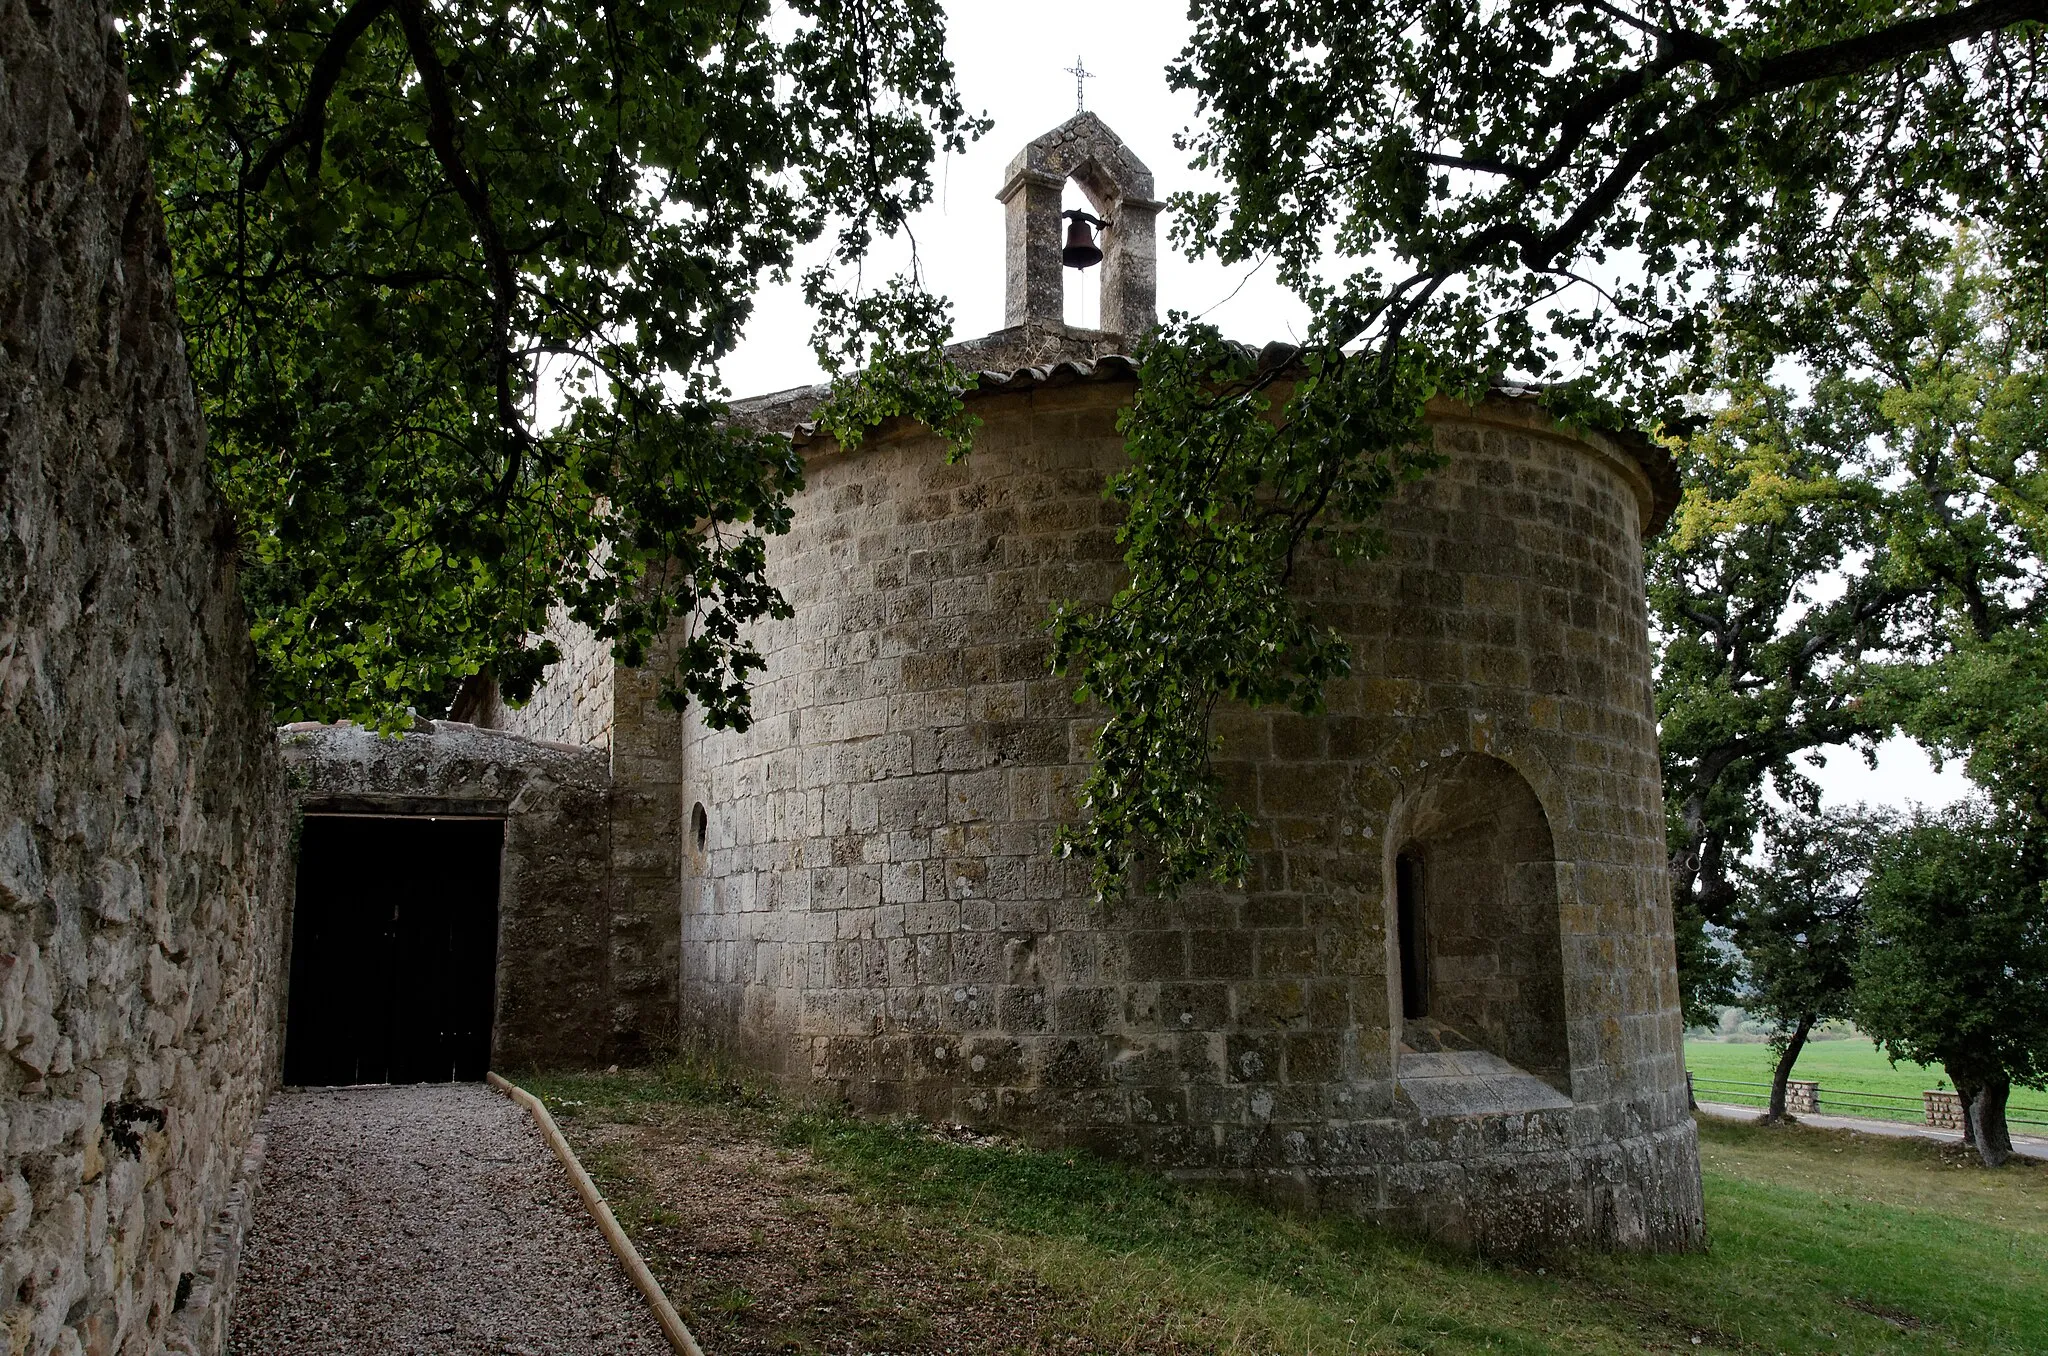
276, 723, 624, 1069
472, 610, 679, 1061
1197, 397, 1700, 1250
604, 656, 684, 1064
678, 370, 1702, 1251
679, 375, 1125, 1093
0, 3, 294, 1351
485, 605, 616, 752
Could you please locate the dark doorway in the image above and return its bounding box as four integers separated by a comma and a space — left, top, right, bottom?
285, 816, 504, 1085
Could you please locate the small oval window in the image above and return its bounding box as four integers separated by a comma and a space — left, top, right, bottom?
690, 802, 708, 852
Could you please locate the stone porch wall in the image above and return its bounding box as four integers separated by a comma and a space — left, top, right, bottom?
1, 5, 294, 1352
472, 614, 682, 1063
469, 575, 683, 1061
276, 723, 623, 1070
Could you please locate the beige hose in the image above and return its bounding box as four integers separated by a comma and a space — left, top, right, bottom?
487, 1072, 706, 1356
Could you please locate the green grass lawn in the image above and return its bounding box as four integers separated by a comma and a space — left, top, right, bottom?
525, 1062, 2048, 1355
1685, 1037, 2048, 1126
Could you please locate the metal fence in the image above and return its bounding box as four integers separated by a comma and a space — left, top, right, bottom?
1687, 1073, 2048, 1131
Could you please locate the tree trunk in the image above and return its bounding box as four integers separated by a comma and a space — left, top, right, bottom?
1946, 1065, 1982, 1151
1971, 1077, 2014, 1168
1762, 1014, 1815, 1124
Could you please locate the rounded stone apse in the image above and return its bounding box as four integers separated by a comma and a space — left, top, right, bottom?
677, 371, 1703, 1253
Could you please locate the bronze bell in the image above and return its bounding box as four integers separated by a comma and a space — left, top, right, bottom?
1062, 210, 1108, 269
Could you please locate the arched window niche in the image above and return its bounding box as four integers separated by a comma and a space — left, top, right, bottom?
1383, 753, 1574, 1112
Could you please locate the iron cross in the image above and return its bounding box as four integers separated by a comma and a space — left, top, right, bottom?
1064, 55, 1095, 112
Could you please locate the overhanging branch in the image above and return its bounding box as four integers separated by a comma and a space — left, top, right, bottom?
390, 0, 533, 498
245, 0, 394, 193
1395, 0, 2048, 335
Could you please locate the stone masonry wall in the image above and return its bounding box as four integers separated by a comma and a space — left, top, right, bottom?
0, 4, 294, 1352
679, 373, 1702, 1251
680, 378, 1124, 1090
604, 652, 684, 1064
476, 608, 679, 1062
1199, 397, 1700, 1249
486, 605, 616, 752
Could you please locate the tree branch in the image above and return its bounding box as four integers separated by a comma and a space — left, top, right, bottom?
1537, 0, 2048, 269
1755, 0, 2047, 92
245, 0, 394, 193
390, 0, 532, 495
1676, 600, 1727, 640
1389, 0, 2048, 335
1418, 151, 1541, 187
1582, 0, 1668, 41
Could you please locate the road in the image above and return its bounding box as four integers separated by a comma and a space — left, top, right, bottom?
1695, 1099, 2048, 1161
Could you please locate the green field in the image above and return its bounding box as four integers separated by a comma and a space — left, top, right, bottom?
1685, 1037, 2048, 1125
527, 1061, 2048, 1355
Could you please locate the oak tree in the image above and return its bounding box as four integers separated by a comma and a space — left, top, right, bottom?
1059, 1, 2048, 893
1730, 808, 1879, 1123
1856, 802, 2048, 1166
126, 0, 981, 726
1656, 239, 2045, 1008
1650, 382, 1899, 1017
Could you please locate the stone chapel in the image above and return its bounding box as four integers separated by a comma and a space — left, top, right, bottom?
281, 113, 1703, 1251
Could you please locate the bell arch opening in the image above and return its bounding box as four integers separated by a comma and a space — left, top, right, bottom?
1385, 753, 1572, 1097
1060, 180, 1106, 328
997, 113, 1161, 338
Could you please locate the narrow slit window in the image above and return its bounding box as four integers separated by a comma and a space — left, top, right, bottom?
1396, 851, 1429, 1021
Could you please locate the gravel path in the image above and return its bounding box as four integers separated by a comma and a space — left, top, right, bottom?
228, 1083, 673, 1356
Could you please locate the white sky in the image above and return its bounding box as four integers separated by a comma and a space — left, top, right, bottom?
717, 3, 1978, 815
1789, 735, 1971, 813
